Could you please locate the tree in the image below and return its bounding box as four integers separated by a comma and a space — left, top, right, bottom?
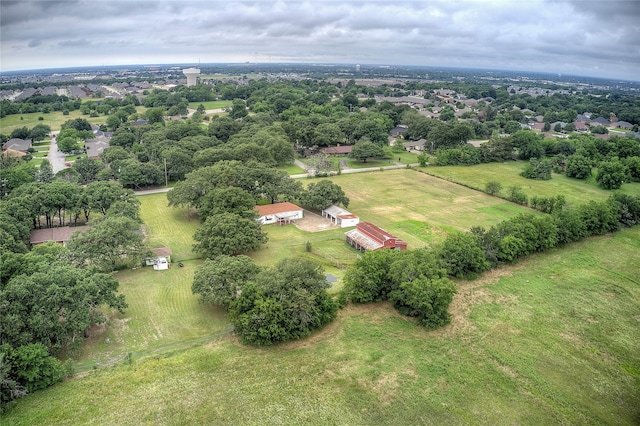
84, 181, 135, 215
437, 232, 489, 278
300, 180, 349, 211
565, 154, 592, 179
67, 216, 148, 271
230, 99, 248, 120
57, 136, 80, 154
193, 213, 268, 258
349, 140, 385, 163
232, 258, 337, 345
596, 159, 628, 190
146, 107, 165, 125
34, 159, 54, 183
520, 158, 553, 180
0, 263, 127, 353
197, 187, 256, 221
389, 276, 457, 329
28, 124, 51, 142
72, 157, 104, 184
192, 255, 261, 309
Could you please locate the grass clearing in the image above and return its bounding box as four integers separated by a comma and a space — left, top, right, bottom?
7, 227, 640, 425
187, 100, 233, 110
423, 162, 640, 205
277, 162, 306, 175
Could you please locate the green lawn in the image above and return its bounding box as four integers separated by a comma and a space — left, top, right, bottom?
422, 161, 640, 206
187, 100, 233, 110
276, 162, 306, 175
7, 227, 640, 425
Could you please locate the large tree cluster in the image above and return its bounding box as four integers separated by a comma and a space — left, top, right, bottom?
192, 256, 337, 346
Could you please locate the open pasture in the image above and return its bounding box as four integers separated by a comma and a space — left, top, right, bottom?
326, 168, 532, 246
7, 227, 640, 425
423, 162, 640, 206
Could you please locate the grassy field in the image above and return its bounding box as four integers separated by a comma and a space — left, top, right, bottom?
423, 162, 640, 206
6, 227, 640, 425
187, 100, 233, 110
326, 169, 533, 246
0, 111, 106, 134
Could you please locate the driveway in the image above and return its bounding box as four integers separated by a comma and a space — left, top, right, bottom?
48, 131, 68, 174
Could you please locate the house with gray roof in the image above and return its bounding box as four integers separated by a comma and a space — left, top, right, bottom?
3, 138, 32, 153
615, 121, 633, 130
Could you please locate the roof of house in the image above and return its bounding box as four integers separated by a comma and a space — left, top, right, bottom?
616, 121, 633, 128
30, 226, 91, 245
320, 145, 353, 155
403, 139, 426, 149
254, 202, 303, 217
345, 228, 383, 251
590, 117, 610, 126
85, 138, 110, 158
3, 138, 32, 152
323, 205, 355, 218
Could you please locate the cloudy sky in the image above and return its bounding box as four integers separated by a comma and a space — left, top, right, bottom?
1, 1, 639, 80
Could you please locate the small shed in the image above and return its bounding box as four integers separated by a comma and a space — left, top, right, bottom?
254, 202, 304, 225
322, 205, 359, 228
146, 247, 172, 270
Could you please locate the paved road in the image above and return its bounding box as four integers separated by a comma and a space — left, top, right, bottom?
47, 131, 68, 174
135, 162, 418, 195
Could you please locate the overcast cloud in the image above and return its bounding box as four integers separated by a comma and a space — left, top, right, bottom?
1, 0, 639, 80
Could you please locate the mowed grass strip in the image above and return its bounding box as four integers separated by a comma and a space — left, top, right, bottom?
423, 162, 640, 205
137, 193, 201, 261
8, 227, 640, 425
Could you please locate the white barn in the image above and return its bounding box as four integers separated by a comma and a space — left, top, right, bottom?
254, 202, 304, 225
322, 205, 359, 228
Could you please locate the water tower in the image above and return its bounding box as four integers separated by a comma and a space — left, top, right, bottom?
182, 68, 200, 86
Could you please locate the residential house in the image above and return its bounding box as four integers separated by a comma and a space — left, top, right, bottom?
345, 222, 407, 252
85, 135, 110, 159
615, 121, 633, 130
403, 139, 426, 151
319, 145, 353, 156
322, 205, 359, 228
3, 138, 32, 153
255, 202, 304, 225
590, 117, 610, 126
30, 225, 91, 246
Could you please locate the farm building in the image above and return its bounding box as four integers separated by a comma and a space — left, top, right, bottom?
145, 247, 172, 270
30, 225, 91, 246
322, 205, 359, 228
345, 222, 407, 252
254, 202, 304, 225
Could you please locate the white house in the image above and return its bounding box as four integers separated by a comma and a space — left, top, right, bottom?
322, 205, 359, 228
254, 202, 304, 225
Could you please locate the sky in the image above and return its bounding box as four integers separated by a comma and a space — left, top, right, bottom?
1, 0, 639, 81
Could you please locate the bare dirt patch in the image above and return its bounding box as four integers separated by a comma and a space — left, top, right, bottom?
295, 209, 340, 232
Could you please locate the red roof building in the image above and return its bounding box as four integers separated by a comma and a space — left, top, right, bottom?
345, 222, 407, 252
254, 202, 304, 225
